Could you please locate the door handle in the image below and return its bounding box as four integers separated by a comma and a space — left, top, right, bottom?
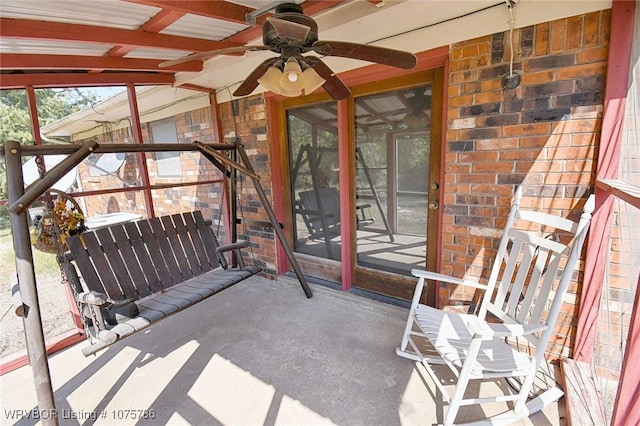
428, 201, 439, 210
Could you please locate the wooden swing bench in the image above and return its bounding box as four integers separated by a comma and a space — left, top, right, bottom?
295, 187, 374, 241
63, 210, 260, 356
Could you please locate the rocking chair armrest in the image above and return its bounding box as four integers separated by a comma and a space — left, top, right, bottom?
468, 319, 548, 338
77, 291, 109, 306
216, 241, 250, 253
411, 269, 489, 291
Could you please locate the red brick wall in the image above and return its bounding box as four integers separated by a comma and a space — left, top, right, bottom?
216, 96, 278, 276
443, 10, 610, 359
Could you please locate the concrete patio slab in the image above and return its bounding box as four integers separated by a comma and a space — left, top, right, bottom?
0, 276, 563, 425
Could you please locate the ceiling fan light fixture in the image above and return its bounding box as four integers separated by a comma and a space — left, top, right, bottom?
279, 57, 304, 91
257, 65, 284, 94
301, 67, 325, 95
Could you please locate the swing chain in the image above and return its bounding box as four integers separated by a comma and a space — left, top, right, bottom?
236, 167, 256, 265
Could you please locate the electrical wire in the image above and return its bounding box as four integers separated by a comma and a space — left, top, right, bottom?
507, 0, 516, 77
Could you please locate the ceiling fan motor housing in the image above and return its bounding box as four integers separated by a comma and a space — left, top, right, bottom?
262, 3, 319, 48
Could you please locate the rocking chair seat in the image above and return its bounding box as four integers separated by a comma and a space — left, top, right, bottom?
414, 304, 537, 377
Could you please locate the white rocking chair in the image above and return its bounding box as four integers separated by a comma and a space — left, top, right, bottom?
396, 186, 594, 425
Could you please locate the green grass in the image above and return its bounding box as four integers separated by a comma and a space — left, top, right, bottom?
0, 228, 61, 279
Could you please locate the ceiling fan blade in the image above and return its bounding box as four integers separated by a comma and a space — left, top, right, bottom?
159, 45, 271, 68
266, 17, 311, 43
233, 57, 279, 97
304, 57, 351, 100
313, 41, 417, 70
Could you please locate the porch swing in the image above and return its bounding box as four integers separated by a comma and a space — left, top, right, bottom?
6, 139, 313, 357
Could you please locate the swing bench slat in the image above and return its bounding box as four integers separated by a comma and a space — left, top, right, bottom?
64, 210, 260, 356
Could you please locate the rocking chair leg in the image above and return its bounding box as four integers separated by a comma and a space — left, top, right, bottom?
513, 371, 537, 416
444, 338, 483, 426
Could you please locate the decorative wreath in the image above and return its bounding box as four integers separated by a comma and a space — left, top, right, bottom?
30, 190, 86, 254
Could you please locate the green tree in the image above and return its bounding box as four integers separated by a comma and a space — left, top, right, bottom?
1, 88, 97, 144
0, 88, 98, 218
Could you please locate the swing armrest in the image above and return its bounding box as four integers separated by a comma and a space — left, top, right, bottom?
216, 241, 250, 269
76, 291, 109, 332
216, 241, 250, 254
77, 291, 109, 306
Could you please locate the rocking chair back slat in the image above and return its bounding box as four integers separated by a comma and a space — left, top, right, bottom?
530, 252, 563, 326
517, 209, 577, 232
517, 248, 550, 323
492, 238, 524, 311
504, 240, 537, 316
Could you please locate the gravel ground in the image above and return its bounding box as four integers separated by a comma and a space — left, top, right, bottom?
0, 234, 75, 358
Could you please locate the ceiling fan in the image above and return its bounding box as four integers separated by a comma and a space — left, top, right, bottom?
160, 2, 417, 100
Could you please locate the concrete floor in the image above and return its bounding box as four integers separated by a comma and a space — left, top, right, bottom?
1, 276, 563, 425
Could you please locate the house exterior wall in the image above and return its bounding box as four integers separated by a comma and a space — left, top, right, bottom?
443, 10, 610, 360
77, 108, 224, 233
216, 98, 278, 276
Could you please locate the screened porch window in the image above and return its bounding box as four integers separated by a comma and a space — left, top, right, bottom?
149, 117, 181, 177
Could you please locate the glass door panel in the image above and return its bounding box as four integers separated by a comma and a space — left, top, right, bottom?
287, 101, 341, 261
395, 133, 429, 235
355, 85, 432, 276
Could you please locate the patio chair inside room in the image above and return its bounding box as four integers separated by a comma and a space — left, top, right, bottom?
396, 186, 594, 425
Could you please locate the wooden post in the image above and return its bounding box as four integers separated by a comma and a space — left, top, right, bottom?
574, 0, 635, 363
337, 99, 354, 290
4, 141, 58, 425
611, 274, 640, 425
127, 84, 155, 218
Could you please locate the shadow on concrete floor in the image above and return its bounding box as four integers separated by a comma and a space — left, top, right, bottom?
1, 276, 563, 426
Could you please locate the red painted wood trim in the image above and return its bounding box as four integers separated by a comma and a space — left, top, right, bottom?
0, 329, 85, 376
0, 18, 241, 53
604, 8, 640, 426
338, 99, 353, 290
0, 73, 174, 90
338, 46, 450, 88
25, 87, 43, 145
574, 0, 635, 363
267, 97, 290, 274
611, 274, 640, 425
126, 0, 254, 25
435, 58, 450, 309
127, 84, 156, 218
0, 53, 201, 72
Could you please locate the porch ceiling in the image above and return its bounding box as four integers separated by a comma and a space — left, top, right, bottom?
1, 0, 611, 105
